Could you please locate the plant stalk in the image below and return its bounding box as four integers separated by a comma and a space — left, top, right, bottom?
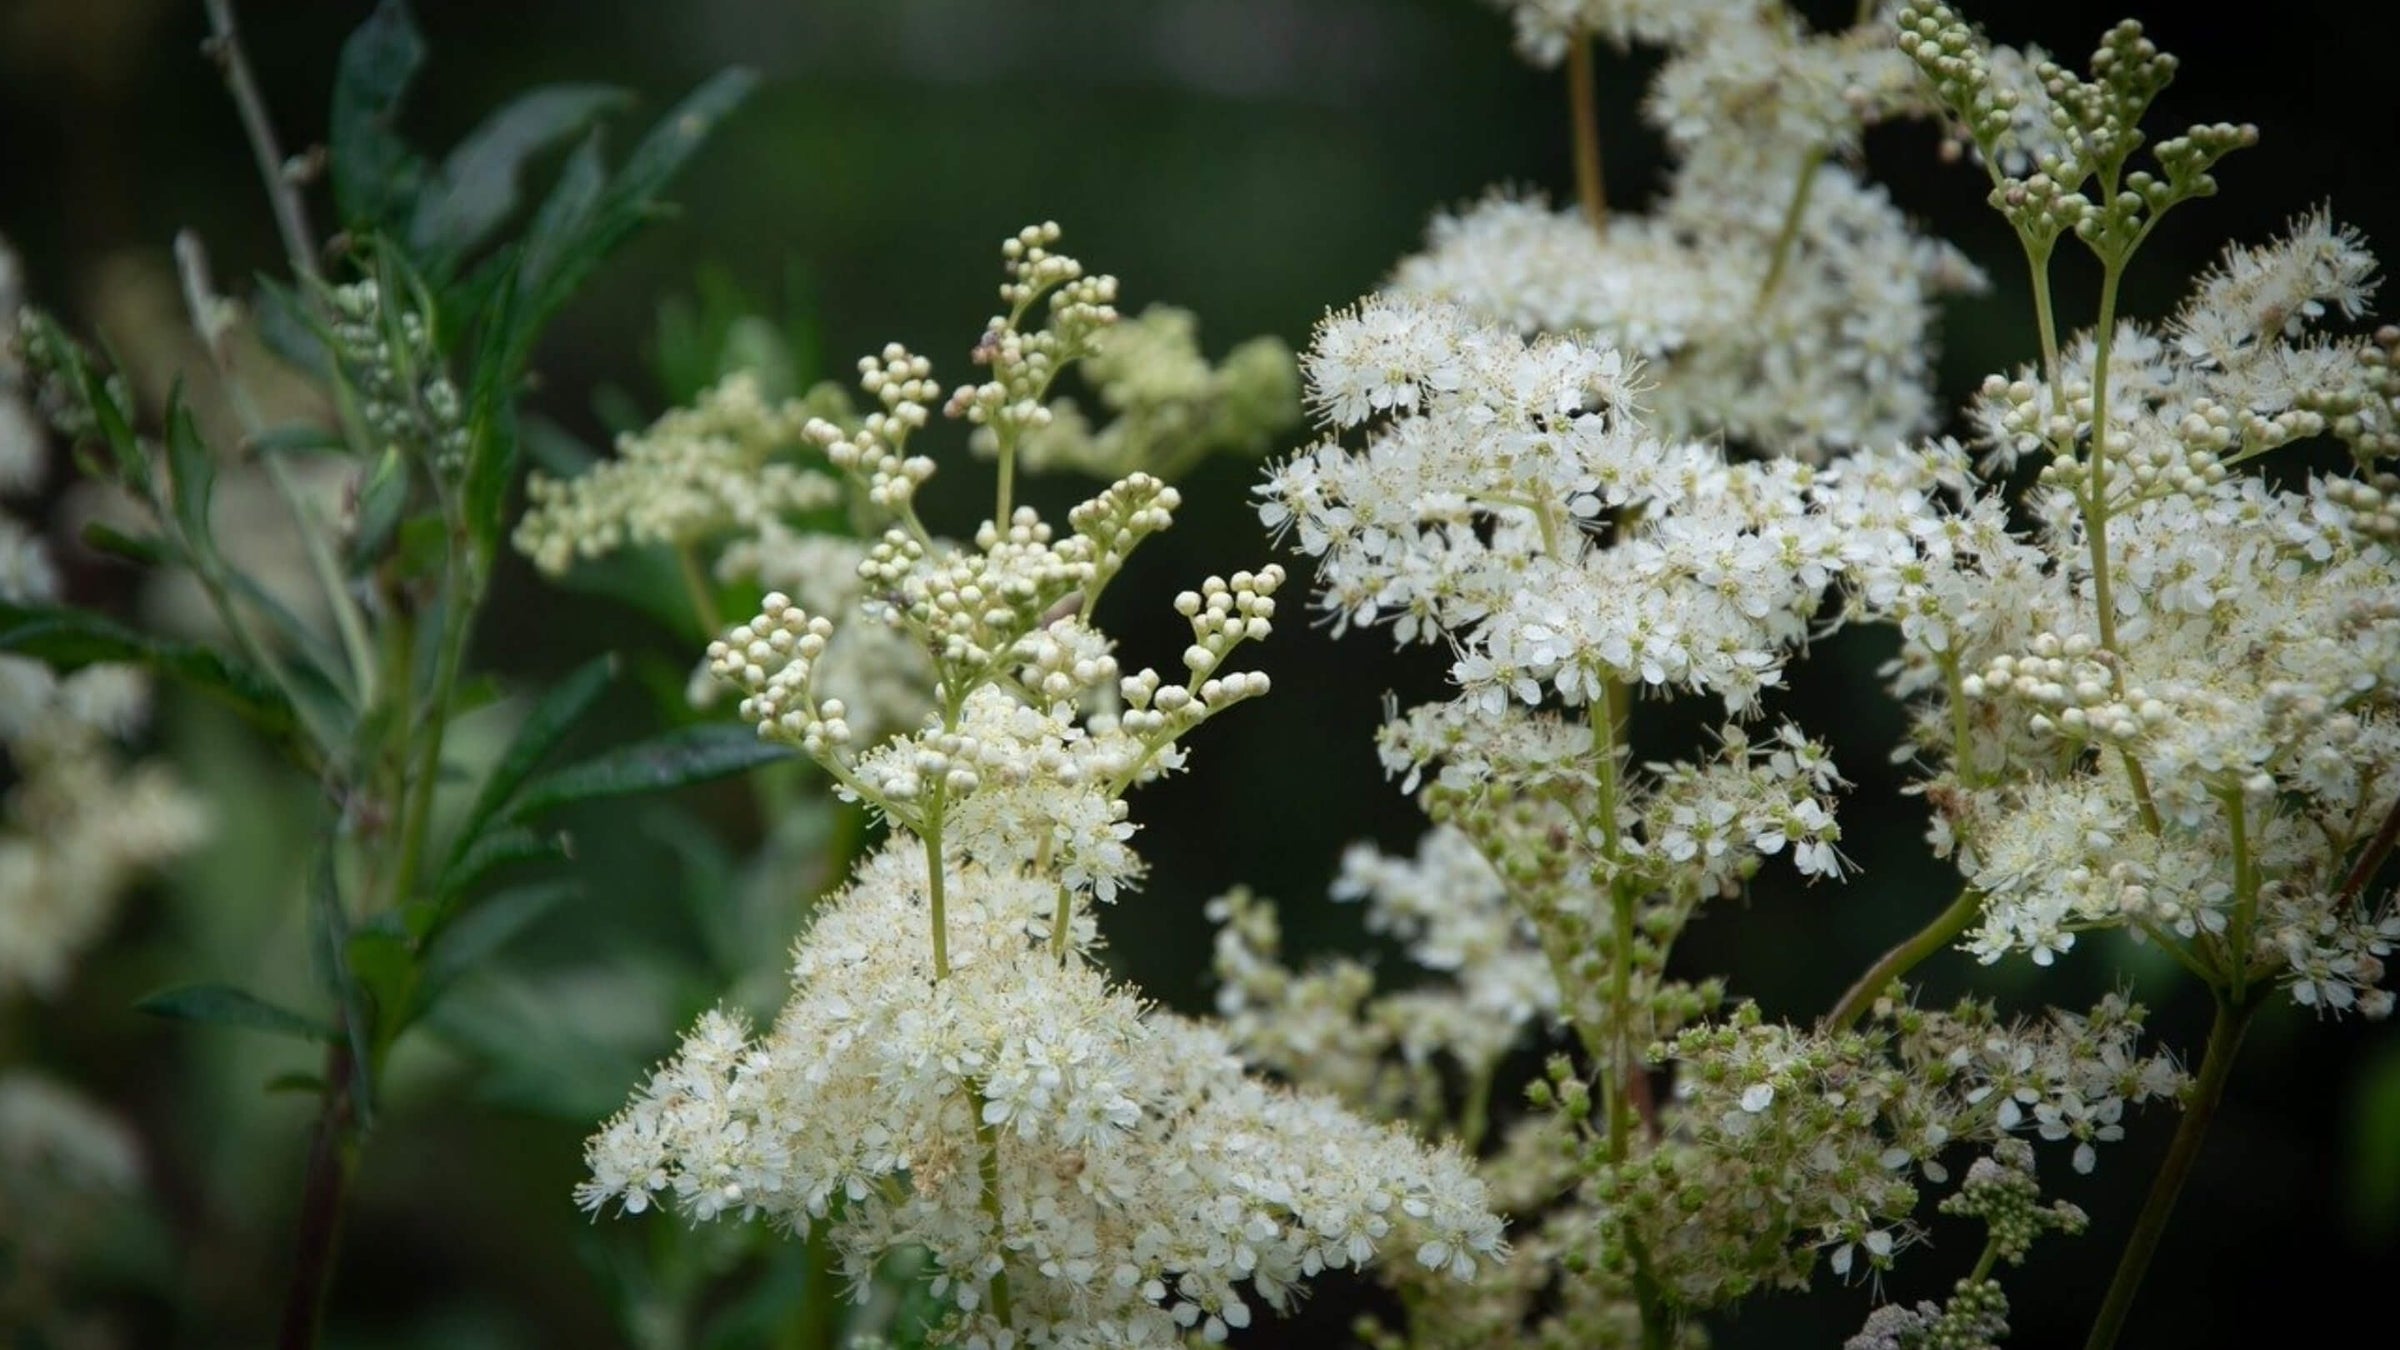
1826, 887, 1984, 1032
278, 1037, 359, 1350
1567, 38, 1608, 234
2082, 993, 2257, 1350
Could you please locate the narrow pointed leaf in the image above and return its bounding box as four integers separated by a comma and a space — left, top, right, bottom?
409, 83, 632, 270
137, 984, 333, 1042
508, 722, 791, 821
330, 0, 429, 229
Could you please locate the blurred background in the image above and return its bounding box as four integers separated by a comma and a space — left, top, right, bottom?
2, 1, 2396, 1346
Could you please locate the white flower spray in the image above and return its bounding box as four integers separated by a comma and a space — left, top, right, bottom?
579, 226, 1503, 1348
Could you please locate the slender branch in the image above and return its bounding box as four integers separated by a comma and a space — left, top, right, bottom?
675, 544, 724, 637
2338, 791, 2400, 906
1566, 37, 1608, 234
2082, 993, 2257, 1350
200, 0, 321, 289
1825, 888, 1984, 1032
1757, 149, 1825, 306
278, 1038, 358, 1350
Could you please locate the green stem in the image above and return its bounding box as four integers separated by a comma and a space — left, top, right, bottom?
1940, 648, 1977, 785
1757, 148, 1825, 306
1967, 1232, 2003, 1285
922, 825, 950, 980
968, 1096, 1017, 1326
1825, 888, 1984, 1032
994, 436, 1018, 527
2221, 788, 2260, 1000
1567, 37, 1607, 235
390, 570, 471, 909
261, 452, 378, 705
2079, 262, 2164, 838
2082, 993, 2257, 1350
675, 544, 723, 637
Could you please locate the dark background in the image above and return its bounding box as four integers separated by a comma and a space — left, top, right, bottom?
3, 1, 2396, 1346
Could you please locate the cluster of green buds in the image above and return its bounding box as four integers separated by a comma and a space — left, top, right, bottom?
326, 277, 467, 476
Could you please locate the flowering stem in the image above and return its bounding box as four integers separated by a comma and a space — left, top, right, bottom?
676, 544, 723, 637
2083, 992, 2258, 1350
922, 826, 950, 980
995, 435, 1018, 528
1566, 37, 1608, 235
1756, 148, 1824, 306
2078, 260, 2166, 839
1825, 887, 1984, 1032
1940, 649, 1977, 785
2222, 788, 2260, 1000
968, 1100, 1017, 1326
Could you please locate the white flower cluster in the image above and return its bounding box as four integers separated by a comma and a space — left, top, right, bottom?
582, 844, 1503, 1347
1400, 6, 1982, 456
591, 227, 1503, 1344
1263, 296, 1919, 715
514, 371, 841, 576
0, 1069, 143, 1274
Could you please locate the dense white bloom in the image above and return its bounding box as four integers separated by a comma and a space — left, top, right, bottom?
583, 841, 1505, 1346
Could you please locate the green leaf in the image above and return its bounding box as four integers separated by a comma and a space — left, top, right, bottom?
163, 395, 217, 553
447, 653, 618, 869
509, 722, 791, 821
409, 83, 632, 272
136, 984, 333, 1042
263, 1072, 329, 1096
346, 443, 412, 573
0, 602, 300, 746
347, 927, 419, 1041
247, 423, 352, 457
437, 824, 570, 901
425, 880, 579, 990
80, 521, 171, 567
329, 0, 428, 230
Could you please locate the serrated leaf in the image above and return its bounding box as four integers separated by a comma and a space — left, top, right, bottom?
409, 83, 632, 272
446, 654, 618, 873
0, 601, 301, 746
330, 0, 428, 230
508, 722, 791, 821
136, 983, 333, 1042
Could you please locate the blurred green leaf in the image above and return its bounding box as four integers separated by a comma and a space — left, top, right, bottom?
80, 520, 170, 566
163, 394, 218, 554
426, 880, 581, 990
0, 601, 301, 746
410, 83, 633, 273
438, 825, 571, 902
330, 0, 429, 230
346, 443, 412, 573
446, 653, 619, 871
509, 723, 791, 821
245, 423, 351, 456
136, 983, 333, 1042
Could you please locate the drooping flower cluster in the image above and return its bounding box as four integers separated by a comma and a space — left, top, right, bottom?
1403, 3, 1983, 455
582, 229, 1503, 1348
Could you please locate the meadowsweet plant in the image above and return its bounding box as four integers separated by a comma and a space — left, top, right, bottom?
1229, 3, 2397, 1349
576, 224, 1502, 1349
1, 0, 2392, 1346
